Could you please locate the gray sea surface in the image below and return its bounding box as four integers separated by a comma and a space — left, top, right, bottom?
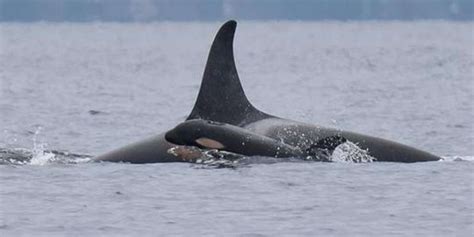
0, 21, 473, 236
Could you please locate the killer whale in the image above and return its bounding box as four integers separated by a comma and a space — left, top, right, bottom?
95, 20, 441, 163
165, 119, 304, 158
165, 119, 346, 159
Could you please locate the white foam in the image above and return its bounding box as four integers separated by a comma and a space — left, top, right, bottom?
29, 149, 56, 166
440, 156, 474, 162
331, 141, 376, 163
28, 126, 56, 165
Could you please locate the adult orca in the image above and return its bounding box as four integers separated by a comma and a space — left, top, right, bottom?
95, 20, 441, 163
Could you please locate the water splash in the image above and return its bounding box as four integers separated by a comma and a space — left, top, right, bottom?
29, 126, 56, 165
331, 141, 376, 163
0, 127, 92, 165
0, 148, 93, 166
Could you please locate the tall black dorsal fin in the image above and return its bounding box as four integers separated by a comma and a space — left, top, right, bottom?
187, 20, 271, 126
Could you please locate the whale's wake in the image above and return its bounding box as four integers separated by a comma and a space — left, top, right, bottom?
1, 145, 472, 167
0, 148, 92, 165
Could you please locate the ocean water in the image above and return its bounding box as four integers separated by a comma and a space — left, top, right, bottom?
0, 21, 473, 236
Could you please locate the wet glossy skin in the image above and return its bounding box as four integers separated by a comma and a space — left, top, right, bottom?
95, 20, 441, 164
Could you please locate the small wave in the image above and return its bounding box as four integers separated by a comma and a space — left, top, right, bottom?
0, 126, 93, 166
440, 156, 474, 162
0, 148, 93, 165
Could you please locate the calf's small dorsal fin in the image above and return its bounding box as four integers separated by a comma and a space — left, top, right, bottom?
187, 20, 270, 126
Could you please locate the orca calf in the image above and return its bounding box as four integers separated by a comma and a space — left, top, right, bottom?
165, 119, 346, 160
95, 20, 441, 163
165, 119, 304, 158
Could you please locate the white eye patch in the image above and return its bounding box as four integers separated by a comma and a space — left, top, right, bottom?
195, 137, 225, 149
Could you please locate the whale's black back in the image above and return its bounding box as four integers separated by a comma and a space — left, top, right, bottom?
97, 20, 441, 164
187, 20, 271, 126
